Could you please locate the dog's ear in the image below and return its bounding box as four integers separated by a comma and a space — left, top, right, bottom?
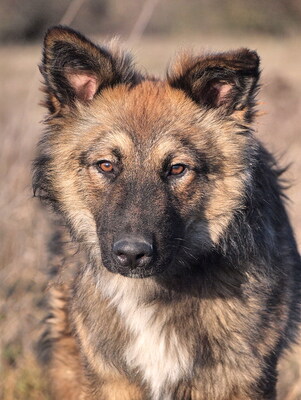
41, 26, 138, 114
167, 49, 260, 121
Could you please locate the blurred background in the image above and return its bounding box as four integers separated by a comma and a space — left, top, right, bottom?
1, 0, 301, 399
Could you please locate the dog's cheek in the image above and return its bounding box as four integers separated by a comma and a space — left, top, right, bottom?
170, 176, 208, 220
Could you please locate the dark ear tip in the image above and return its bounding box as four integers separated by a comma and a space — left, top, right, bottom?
44, 25, 82, 46
44, 25, 68, 39
238, 48, 260, 70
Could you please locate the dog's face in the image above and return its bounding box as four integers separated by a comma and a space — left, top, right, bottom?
34, 26, 260, 278
77, 84, 216, 277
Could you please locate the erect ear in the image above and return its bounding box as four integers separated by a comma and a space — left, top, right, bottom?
41, 25, 139, 114
167, 49, 260, 121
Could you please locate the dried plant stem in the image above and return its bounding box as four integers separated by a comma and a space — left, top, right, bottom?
128, 0, 161, 44
59, 0, 87, 25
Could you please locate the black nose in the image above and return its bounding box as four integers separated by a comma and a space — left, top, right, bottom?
113, 236, 153, 269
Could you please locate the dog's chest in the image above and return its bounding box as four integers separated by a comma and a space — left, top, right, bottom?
116, 296, 193, 399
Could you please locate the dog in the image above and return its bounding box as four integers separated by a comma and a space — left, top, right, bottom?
33, 25, 301, 399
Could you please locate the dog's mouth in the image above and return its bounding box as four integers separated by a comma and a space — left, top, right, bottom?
101, 261, 165, 279
101, 250, 175, 279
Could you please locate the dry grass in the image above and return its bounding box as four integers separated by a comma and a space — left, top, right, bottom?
0, 34, 301, 399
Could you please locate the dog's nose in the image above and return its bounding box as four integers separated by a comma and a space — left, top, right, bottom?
113, 236, 153, 269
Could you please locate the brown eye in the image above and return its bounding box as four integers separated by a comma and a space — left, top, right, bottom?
169, 164, 186, 176
97, 161, 114, 173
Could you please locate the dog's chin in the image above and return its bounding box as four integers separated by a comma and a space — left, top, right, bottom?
102, 262, 166, 279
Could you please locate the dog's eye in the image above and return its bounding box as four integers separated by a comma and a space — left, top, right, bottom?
96, 160, 114, 173
168, 164, 186, 176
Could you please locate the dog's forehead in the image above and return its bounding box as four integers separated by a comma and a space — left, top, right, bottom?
90, 80, 201, 139
79, 79, 219, 162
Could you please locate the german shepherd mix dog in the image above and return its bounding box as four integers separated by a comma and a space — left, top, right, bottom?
33, 26, 301, 400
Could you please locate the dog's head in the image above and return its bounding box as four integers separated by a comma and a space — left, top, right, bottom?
34, 26, 260, 278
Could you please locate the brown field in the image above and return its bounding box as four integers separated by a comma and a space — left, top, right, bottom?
0, 34, 301, 399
